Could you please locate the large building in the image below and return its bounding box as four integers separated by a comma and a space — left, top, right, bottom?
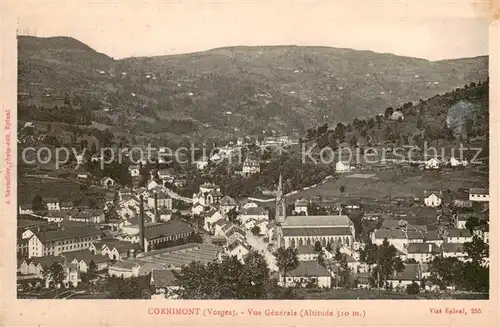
24, 225, 102, 258
282, 215, 355, 249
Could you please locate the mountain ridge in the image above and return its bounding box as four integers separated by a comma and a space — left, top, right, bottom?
17, 35, 489, 140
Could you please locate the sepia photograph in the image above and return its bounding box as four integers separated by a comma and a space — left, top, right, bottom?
1, 1, 499, 326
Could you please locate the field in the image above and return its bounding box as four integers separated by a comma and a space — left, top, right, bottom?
17, 176, 107, 205
288, 168, 487, 203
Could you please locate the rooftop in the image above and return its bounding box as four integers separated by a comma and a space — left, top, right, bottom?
287, 261, 330, 277
283, 227, 352, 237
470, 188, 489, 195
283, 215, 353, 228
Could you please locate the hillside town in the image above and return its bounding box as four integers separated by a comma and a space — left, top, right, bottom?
17, 115, 490, 299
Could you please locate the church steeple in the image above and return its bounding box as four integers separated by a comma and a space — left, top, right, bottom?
275, 173, 286, 248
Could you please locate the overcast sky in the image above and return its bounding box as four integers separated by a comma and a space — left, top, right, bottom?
13, 1, 490, 61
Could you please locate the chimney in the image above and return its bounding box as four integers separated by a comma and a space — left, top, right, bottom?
139, 195, 145, 251
131, 249, 136, 258
428, 243, 432, 253
154, 192, 158, 223
126, 249, 130, 259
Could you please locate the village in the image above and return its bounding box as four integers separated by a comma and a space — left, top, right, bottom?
16, 122, 490, 299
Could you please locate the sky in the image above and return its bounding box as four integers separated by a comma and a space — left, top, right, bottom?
11, 1, 491, 61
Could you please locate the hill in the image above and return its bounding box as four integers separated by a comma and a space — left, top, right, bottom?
17, 36, 488, 141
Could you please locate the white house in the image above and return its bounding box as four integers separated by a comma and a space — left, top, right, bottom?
423, 190, 442, 207
100, 177, 115, 188
128, 165, 141, 177
219, 196, 238, 215
238, 207, 268, 224
406, 243, 441, 263
294, 199, 309, 215
336, 161, 351, 173
386, 264, 421, 291
469, 188, 489, 202
226, 240, 251, 262
425, 158, 441, 170
19, 204, 34, 214
391, 111, 405, 121
296, 246, 320, 261
442, 243, 468, 261
242, 159, 260, 175
203, 210, 225, 231
449, 157, 468, 167
281, 261, 331, 288
445, 229, 473, 244
191, 203, 206, 216
150, 269, 182, 299
42, 198, 60, 211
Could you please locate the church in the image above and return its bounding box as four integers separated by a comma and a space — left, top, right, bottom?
275, 174, 355, 249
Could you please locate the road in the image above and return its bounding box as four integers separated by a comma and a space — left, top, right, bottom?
245, 230, 278, 271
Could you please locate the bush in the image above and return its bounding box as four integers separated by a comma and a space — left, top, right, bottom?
406, 282, 420, 295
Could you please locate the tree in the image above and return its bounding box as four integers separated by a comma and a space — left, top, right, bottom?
314, 241, 322, 252
428, 256, 461, 290
384, 107, 394, 119
338, 254, 351, 288
349, 135, 358, 147
339, 185, 345, 193
227, 207, 239, 223
251, 225, 261, 236
465, 215, 486, 234
376, 239, 404, 288
406, 282, 420, 294
325, 242, 333, 252
359, 239, 378, 265
88, 260, 98, 278
274, 247, 299, 279
416, 117, 423, 129
463, 235, 488, 265
107, 274, 151, 299
32, 194, 45, 211
43, 263, 66, 288
173, 251, 295, 299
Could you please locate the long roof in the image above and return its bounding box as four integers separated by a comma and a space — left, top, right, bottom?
34, 226, 102, 243
144, 221, 194, 240
282, 227, 352, 237
287, 260, 330, 277
283, 215, 353, 227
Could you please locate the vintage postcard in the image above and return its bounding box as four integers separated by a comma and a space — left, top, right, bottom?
1, 0, 499, 326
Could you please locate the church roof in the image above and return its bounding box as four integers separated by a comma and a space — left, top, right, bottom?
283, 215, 353, 227
282, 227, 352, 237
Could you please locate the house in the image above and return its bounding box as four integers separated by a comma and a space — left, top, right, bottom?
143, 221, 195, 252
294, 199, 309, 216
425, 158, 441, 170
238, 207, 268, 224
391, 110, 404, 121
219, 196, 238, 215
442, 243, 468, 261
101, 241, 142, 261
213, 219, 228, 237
239, 199, 258, 210
445, 229, 472, 244
61, 249, 109, 272
147, 191, 172, 211
157, 169, 175, 183
243, 218, 257, 230
335, 161, 351, 172
469, 188, 489, 202
254, 219, 269, 236
423, 190, 442, 207
60, 201, 74, 210
43, 197, 60, 211
451, 192, 473, 208
371, 229, 408, 252
100, 177, 115, 188
242, 159, 260, 175
387, 264, 421, 291
191, 203, 206, 216
19, 255, 65, 277
406, 243, 441, 263
449, 157, 468, 167
296, 246, 319, 261
69, 209, 105, 224
473, 224, 489, 244
224, 225, 246, 244
108, 260, 140, 278
226, 240, 251, 262
203, 210, 225, 231
423, 230, 444, 246
26, 225, 102, 258
19, 204, 34, 214
150, 269, 181, 299
77, 172, 90, 180
128, 165, 141, 177
281, 261, 331, 288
